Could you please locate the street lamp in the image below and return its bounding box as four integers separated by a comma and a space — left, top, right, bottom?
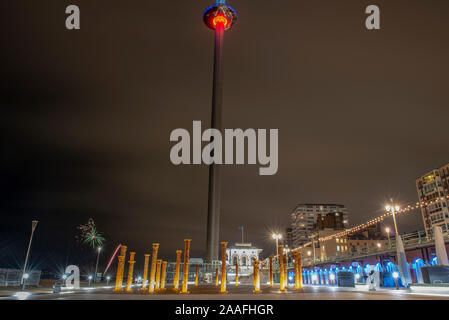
106, 275, 111, 286
22, 220, 38, 291
385, 226, 391, 248
311, 273, 318, 284
329, 273, 336, 286
385, 204, 400, 238
386, 200, 411, 288
88, 275, 93, 286
94, 246, 102, 282
272, 233, 282, 255
392, 271, 399, 290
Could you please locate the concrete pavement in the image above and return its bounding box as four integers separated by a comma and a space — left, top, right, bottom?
3, 284, 449, 300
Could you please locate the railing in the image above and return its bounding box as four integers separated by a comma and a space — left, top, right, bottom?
296, 229, 448, 267
0, 269, 41, 287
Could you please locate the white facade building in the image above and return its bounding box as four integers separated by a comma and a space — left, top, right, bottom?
416, 164, 449, 235
226, 243, 262, 273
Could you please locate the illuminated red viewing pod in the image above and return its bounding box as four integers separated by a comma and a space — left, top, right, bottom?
203, 2, 237, 31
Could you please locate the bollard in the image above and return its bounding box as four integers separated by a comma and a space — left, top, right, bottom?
278, 245, 285, 292
155, 259, 162, 290
283, 253, 288, 288
195, 262, 199, 287
253, 260, 261, 293
141, 254, 150, 291
215, 265, 219, 287
292, 250, 299, 289
160, 261, 167, 290
269, 256, 273, 287
181, 239, 191, 294
296, 251, 302, 289
174, 250, 182, 291
114, 245, 127, 292
126, 252, 136, 292
148, 243, 159, 293
252, 258, 256, 288
235, 261, 239, 287
220, 242, 227, 294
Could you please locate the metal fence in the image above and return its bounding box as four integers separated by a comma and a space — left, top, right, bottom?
159, 263, 262, 285
0, 269, 41, 287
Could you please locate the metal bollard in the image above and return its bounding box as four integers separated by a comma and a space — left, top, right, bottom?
181, 239, 191, 294
253, 260, 261, 293
155, 259, 162, 290
174, 250, 182, 291
235, 261, 239, 287
148, 243, 159, 293
220, 242, 227, 293
126, 252, 136, 292
160, 261, 167, 290
114, 245, 127, 292
278, 245, 285, 292
195, 262, 199, 287
141, 254, 150, 291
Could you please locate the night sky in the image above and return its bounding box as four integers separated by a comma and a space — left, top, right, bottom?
1, 0, 449, 273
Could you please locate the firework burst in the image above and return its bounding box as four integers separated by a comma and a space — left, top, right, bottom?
77, 218, 105, 248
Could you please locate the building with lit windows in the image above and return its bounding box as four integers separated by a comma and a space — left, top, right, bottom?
285, 227, 294, 248
289, 204, 349, 247
416, 163, 449, 235
300, 228, 390, 265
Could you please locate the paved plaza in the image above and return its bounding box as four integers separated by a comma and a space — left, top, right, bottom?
3, 284, 449, 300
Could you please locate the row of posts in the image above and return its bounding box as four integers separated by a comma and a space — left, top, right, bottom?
113, 242, 303, 293
113, 239, 192, 293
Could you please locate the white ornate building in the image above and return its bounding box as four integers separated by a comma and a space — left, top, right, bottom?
226, 243, 262, 270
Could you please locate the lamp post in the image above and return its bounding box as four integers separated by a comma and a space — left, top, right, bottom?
392, 271, 399, 290
22, 220, 38, 291
203, 0, 238, 263
272, 233, 282, 255
94, 246, 102, 282
385, 204, 400, 238
385, 226, 391, 248
385, 201, 411, 287
329, 273, 335, 286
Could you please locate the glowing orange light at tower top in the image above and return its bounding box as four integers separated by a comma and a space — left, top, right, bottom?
213, 15, 228, 28
203, 3, 237, 31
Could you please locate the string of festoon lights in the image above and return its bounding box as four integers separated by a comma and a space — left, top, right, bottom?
289, 195, 449, 252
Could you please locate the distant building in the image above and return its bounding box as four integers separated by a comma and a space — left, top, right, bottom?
285, 227, 294, 248
348, 224, 384, 240
289, 204, 349, 247
316, 212, 345, 230
226, 243, 262, 269
416, 163, 449, 235
300, 229, 389, 265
